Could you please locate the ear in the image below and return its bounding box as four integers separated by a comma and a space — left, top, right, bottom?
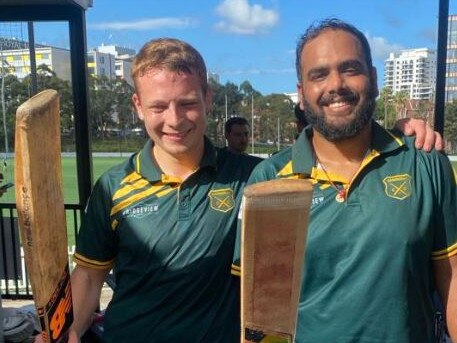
297, 83, 306, 111
371, 66, 379, 98
132, 93, 144, 121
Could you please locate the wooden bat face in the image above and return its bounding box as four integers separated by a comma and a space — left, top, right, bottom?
241, 179, 312, 343
15, 89, 73, 342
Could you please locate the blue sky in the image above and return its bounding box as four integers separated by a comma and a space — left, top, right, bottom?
16, 0, 457, 95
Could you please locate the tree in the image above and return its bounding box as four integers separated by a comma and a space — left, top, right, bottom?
0, 74, 28, 153
393, 90, 409, 119
207, 80, 245, 147
89, 75, 117, 138
379, 86, 394, 128
252, 93, 295, 148
239, 80, 261, 101
24, 64, 74, 134
414, 100, 433, 123
113, 79, 135, 136
224, 82, 243, 115
444, 100, 457, 153
207, 78, 226, 146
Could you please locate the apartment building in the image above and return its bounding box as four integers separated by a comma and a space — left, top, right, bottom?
1, 39, 219, 90
383, 48, 436, 101
97, 44, 135, 85
0, 38, 125, 83
0, 38, 71, 81
87, 49, 116, 79
446, 15, 457, 102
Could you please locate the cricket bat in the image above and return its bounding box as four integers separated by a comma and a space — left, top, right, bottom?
15, 89, 73, 343
241, 179, 312, 343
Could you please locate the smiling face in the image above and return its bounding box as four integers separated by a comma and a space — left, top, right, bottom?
297, 29, 378, 141
132, 68, 211, 163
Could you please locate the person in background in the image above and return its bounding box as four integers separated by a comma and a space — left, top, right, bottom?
224, 116, 252, 154
233, 18, 456, 343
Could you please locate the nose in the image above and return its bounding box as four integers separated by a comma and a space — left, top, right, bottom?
165, 103, 182, 127
327, 71, 345, 93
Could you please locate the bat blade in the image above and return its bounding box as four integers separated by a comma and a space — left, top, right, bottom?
241, 179, 312, 343
15, 89, 73, 343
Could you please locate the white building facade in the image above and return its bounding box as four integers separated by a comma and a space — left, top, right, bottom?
0, 45, 71, 81
446, 15, 457, 102
383, 48, 436, 100
284, 92, 298, 104
87, 50, 116, 79
97, 44, 135, 86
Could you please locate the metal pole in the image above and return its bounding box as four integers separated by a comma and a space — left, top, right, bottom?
251, 94, 254, 154
68, 6, 93, 205
225, 93, 227, 122
277, 117, 280, 151
0, 49, 8, 156
434, 0, 449, 135
27, 21, 37, 95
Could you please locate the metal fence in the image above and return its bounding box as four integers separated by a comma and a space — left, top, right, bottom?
0, 203, 83, 299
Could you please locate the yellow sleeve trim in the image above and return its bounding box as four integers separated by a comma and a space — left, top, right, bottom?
231, 264, 241, 277
431, 242, 457, 260
73, 252, 115, 270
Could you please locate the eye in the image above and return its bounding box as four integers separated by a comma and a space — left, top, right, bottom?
181, 100, 199, 109
308, 69, 327, 81
150, 105, 167, 114
340, 61, 364, 75
343, 66, 360, 75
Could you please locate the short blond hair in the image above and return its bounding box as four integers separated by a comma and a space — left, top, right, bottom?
131, 38, 208, 93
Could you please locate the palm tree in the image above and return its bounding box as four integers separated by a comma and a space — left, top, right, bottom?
394, 90, 409, 119
379, 87, 394, 128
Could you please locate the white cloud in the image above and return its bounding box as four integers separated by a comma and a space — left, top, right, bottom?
89, 18, 198, 31
214, 0, 279, 35
366, 33, 404, 60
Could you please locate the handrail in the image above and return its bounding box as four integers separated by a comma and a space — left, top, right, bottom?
0, 202, 83, 299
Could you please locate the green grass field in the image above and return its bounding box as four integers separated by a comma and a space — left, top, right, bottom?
0, 156, 128, 246
0, 156, 128, 203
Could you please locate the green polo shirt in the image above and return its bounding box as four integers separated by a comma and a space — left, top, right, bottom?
233, 121, 457, 343
74, 137, 261, 343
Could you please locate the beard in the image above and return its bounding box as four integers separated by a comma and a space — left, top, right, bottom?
302, 86, 377, 142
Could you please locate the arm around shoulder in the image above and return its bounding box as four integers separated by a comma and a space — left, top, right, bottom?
394, 118, 445, 152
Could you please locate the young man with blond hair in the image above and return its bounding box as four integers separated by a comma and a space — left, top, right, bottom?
67, 38, 260, 342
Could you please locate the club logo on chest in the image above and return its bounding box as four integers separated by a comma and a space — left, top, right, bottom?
383, 174, 412, 200
208, 188, 235, 213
